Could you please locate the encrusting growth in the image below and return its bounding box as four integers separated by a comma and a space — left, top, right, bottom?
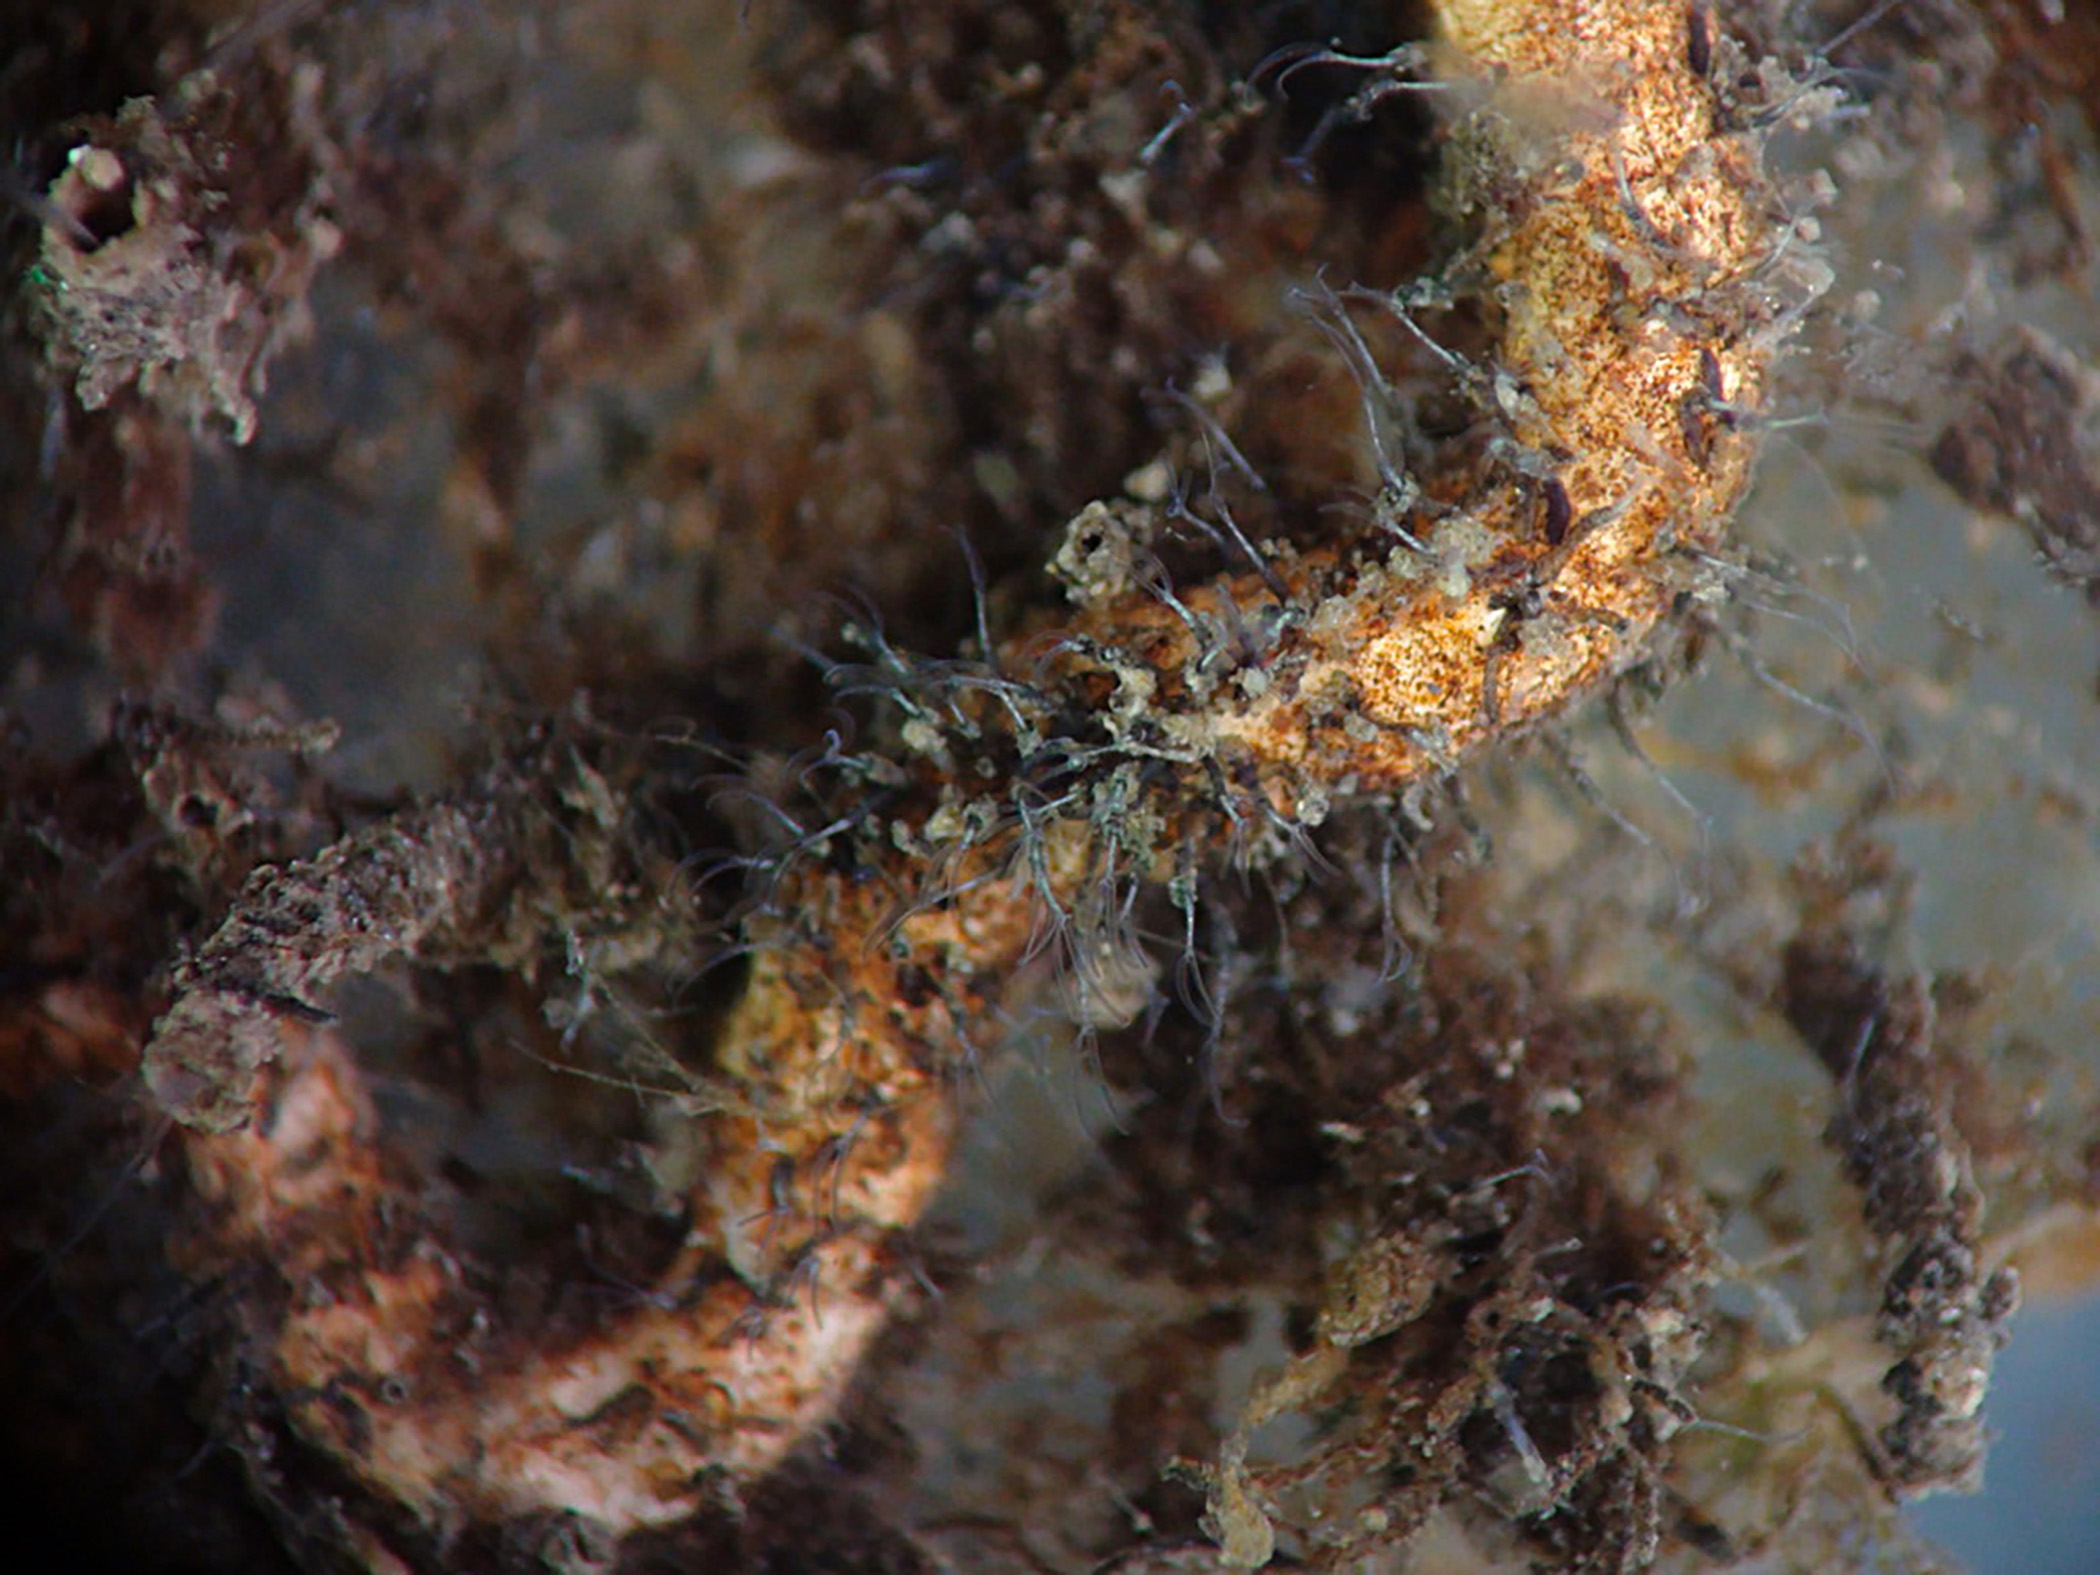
141, 0, 1810, 1552
1040, 0, 1778, 817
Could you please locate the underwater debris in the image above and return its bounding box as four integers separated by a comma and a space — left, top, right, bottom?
1781, 897, 2019, 1494
2, 1, 2097, 1572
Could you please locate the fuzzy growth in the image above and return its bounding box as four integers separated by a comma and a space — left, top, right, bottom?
135, 0, 1814, 1547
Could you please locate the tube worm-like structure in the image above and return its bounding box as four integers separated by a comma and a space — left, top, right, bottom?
1039, 0, 1778, 818
149, 0, 1800, 1546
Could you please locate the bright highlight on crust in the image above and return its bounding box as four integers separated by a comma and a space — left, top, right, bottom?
1044, 0, 1778, 813
142, 0, 1809, 1548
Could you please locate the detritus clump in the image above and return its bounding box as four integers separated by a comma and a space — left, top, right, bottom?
33, 71, 340, 444
144, 721, 694, 1132
1185, 921, 1713, 1571
1780, 897, 2019, 1494
1931, 328, 2100, 601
